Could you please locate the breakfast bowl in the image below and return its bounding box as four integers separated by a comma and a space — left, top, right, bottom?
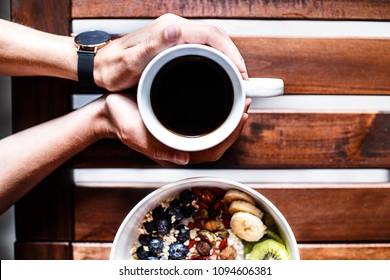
110, 177, 300, 260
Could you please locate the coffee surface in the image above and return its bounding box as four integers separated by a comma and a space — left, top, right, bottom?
151, 55, 234, 137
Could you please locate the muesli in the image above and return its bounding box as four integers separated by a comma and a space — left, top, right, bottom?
130, 187, 289, 260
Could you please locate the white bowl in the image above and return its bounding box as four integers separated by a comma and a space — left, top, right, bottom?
110, 177, 300, 260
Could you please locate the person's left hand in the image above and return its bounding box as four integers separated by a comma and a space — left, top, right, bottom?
93, 13, 248, 92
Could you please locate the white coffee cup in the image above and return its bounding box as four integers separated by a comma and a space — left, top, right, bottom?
137, 44, 283, 151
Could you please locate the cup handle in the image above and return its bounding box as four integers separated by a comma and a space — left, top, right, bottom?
243, 78, 284, 98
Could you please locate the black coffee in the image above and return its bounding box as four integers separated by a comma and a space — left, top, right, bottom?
151, 55, 234, 137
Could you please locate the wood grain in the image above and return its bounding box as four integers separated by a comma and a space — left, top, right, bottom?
73, 243, 112, 260
74, 187, 156, 241
14, 242, 71, 260
299, 243, 390, 260
71, 0, 390, 20
71, 37, 390, 95
74, 184, 390, 242
233, 37, 390, 95
74, 112, 390, 169
12, 0, 74, 243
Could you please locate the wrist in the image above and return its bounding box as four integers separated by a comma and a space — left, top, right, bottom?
88, 95, 117, 141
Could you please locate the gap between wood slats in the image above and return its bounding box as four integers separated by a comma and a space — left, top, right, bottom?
73, 169, 390, 187
71, 242, 390, 260
71, 0, 390, 20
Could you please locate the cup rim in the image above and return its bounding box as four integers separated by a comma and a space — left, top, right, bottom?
137, 44, 245, 152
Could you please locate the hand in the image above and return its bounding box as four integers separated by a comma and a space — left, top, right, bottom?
94, 13, 248, 91
99, 93, 251, 165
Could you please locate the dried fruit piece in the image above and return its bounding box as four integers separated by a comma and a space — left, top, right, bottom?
204, 219, 219, 232
220, 245, 237, 260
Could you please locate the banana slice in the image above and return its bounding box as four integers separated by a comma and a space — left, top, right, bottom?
224, 189, 255, 205
230, 212, 267, 242
229, 200, 264, 219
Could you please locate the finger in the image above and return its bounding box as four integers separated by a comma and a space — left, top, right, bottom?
189, 112, 249, 164
244, 97, 252, 112
131, 24, 182, 63
178, 21, 248, 80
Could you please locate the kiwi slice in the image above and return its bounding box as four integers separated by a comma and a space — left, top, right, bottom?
264, 230, 284, 244
242, 240, 256, 255
262, 213, 280, 234
247, 239, 290, 260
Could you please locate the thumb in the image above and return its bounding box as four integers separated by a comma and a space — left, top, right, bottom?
142, 24, 182, 57
162, 24, 182, 45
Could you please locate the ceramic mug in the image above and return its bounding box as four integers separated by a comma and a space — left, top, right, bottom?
137, 44, 283, 151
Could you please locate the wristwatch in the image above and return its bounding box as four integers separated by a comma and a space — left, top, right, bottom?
74, 30, 111, 89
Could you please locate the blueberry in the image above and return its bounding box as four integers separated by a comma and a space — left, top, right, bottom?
168, 242, 189, 260
149, 237, 164, 255
152, 205, 167, 220
179, 190, 196, 205
181, 204, 196, 218
169, 198, 181, 208
144, 221, 157, 234
157, 219, 171, 235
136, 246, 151, 260
167, 206, 184, 223
138, 234, 152, 246
145, 256, 159, 260
175, 224, 190, 242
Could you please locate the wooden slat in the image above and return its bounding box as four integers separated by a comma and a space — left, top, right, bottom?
14, 242, 72, 260
73, 243, 111, 260
74, 187, 156, 241
12, 0, 74, 243
72, 37, 390, 95
257, 184, 390, 242
74, 184, 390, 242
71, 0, 390, 20
74, 111, 390, 169
299, 244, 390, 260
71, 242, 390, 260
234, 37, 390, 95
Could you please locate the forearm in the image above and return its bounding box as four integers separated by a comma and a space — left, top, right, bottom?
0, 98, 108, 214
0, 19, 78, 80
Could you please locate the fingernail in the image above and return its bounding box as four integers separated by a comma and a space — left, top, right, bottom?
174, 152, 189, 165
164, 25, 180, 43
242, 72, 249, 80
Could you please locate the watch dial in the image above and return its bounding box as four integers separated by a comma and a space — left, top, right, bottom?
75, 30, 111, 46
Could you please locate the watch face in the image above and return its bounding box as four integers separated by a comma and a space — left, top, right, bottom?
75, 30, 111, 47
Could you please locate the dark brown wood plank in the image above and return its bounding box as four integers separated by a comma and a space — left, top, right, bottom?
71, 0, 390, 20
74, 184, 390, 242
74, 111, 390, 168
71, 242, 390, 260
74, 187, 156, 241
14, 242, 72, 260
233, 37, 390, 95
12, 0, 74, 242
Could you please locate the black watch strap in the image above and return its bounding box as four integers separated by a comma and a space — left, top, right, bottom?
77, 49, 97, 89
